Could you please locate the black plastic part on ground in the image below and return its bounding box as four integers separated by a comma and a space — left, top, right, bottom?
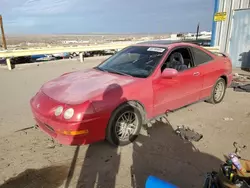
234, 84, 250, 93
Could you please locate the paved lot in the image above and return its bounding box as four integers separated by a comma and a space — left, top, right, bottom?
0, 57, 250, 188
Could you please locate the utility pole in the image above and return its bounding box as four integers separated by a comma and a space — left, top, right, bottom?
0, 15, 7, 49
0, 15, 11, 70
196, 22, 200, 41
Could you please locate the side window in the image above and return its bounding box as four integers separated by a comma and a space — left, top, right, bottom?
192, 47, 213, 66
161, 47, 194, 72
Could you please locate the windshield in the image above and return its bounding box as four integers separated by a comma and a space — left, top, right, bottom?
96, 46, 167, 78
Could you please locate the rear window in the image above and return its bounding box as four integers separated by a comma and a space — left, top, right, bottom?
192, 47, 213, 66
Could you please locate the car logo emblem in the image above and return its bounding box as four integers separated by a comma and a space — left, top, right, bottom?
36, 104, 40, 108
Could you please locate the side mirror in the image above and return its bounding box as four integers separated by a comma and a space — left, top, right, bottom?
161, 68, 178, 79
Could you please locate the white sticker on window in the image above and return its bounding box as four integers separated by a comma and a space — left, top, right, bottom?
147, 47, 165, 53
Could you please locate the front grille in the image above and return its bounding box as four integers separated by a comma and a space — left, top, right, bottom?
44, 124, 55, 133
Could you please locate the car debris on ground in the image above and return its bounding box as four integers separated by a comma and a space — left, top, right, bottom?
233, 142, 247, 158
174, 125, 203, 142
230, 73, 250, 93
47, 139, 56, 149
14, 125, 38, 132
46, 138, 62, 149
234, 84, 250, 93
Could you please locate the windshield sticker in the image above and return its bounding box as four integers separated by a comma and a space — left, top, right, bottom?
147, 47, 165, 53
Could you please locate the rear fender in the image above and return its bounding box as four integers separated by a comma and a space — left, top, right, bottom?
215, 52, 232, 75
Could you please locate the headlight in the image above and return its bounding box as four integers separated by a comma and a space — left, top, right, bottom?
54, 106, 63, 116
64, 108, 74, 120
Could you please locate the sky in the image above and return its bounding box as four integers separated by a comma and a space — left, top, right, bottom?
0, 0, 214, 34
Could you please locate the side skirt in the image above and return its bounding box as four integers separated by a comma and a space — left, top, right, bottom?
144, 97, 209, 128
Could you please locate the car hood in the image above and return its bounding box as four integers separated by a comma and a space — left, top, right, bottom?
41, 69, 137, 104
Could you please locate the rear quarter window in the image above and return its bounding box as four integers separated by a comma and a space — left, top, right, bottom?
192, 47, 213, 66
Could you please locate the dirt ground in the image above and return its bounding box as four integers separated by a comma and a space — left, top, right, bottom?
0, 57, 250, 188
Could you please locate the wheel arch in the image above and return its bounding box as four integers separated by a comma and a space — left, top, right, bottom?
206, 75, 227, 104
220, 75, 228, 85
110, 100, 147, 124
128, 100, 147, 123
105, 100, 147, 145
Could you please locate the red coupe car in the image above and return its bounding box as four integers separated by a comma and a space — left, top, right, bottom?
30, 42, 233, 146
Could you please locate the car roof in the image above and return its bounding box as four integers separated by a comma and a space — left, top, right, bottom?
133, 39, 207, 48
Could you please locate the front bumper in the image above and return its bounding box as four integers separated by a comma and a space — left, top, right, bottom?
34, 117, 88, 145
30, 95, 106, 145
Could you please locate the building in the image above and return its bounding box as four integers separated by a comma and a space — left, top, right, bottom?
211, 0, 250, 68
61, 40, 89, 44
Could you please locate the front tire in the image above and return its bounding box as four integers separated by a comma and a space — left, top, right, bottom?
106, 103, 143, 146
206, 78, 226, 104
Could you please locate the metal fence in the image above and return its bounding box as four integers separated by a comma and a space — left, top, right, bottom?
0, 42, 220, 70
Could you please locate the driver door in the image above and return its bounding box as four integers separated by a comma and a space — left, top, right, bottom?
153, 75, 184, 115
153, 47, 203, 115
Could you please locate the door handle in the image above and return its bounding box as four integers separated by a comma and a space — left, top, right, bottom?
193, 72, 200, 76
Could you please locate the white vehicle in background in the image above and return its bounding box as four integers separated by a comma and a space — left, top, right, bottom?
52, 52, 70, 59
68, 49, 119, 59
36, 55, 56, 62
104, 49, 117, 55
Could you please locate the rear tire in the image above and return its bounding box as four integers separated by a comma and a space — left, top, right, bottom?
106, 102, 143, 146
206, 78, 226, 104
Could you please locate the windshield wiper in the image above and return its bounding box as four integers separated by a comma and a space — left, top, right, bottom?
94, 66, 108, 72
106, 68, 133, 77
95, 66, 133, 77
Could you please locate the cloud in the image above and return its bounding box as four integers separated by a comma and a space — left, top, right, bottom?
11, 0, 79, 15
5, 18, 37, 27
2, 0, 214, 34
0, 0, 24, 13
